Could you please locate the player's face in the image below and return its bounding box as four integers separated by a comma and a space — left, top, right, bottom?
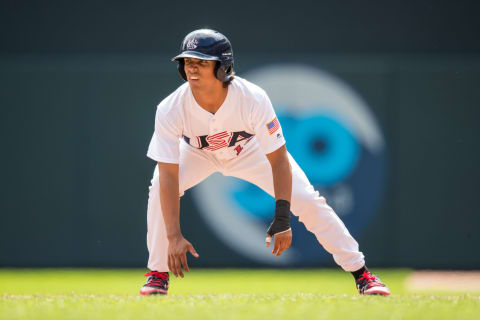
184, 58, 218, 87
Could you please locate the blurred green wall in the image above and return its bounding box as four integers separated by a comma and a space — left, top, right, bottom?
1, 1, 479, 268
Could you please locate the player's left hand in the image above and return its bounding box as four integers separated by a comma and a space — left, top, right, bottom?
265, 228, 292, 257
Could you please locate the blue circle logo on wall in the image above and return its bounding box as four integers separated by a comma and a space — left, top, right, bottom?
192, 64, 387, 266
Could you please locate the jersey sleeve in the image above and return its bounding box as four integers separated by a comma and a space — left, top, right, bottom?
252, 91, 286, 154
146, 105, 182, 164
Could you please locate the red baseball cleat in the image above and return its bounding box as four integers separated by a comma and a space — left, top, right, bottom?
140, 271, 169, 295
356, 271, 390, 296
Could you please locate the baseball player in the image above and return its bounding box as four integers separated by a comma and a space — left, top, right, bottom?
140, 29, 390, 296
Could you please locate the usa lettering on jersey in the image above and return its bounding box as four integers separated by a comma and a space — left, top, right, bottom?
183, 131, 253, 153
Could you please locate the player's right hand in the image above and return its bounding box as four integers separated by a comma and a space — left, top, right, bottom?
266, 228, 292, 257
167, 235, 199, 278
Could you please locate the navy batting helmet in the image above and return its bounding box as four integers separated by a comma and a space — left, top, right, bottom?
172, 29, 234, 82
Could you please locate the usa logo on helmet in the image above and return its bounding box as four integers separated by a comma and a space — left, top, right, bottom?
186, 38, 199, 50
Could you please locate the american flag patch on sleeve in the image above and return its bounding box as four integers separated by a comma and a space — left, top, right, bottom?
266, 117, 280, 135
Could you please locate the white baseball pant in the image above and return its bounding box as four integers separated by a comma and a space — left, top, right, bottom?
146, 140, 365, 272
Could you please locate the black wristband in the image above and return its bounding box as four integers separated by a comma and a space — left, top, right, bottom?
266, 200, 291, 236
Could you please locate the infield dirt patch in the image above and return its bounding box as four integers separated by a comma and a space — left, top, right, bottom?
406, 271, 480, 292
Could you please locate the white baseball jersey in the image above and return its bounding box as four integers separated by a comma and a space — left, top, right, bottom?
147, 76, 286, 163
145, 76, 365, 274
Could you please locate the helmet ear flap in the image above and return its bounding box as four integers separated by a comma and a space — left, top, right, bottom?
177, 59, 187, 81
214, 61, 233, 82
214, 62, 226, 82
224, 65, 233, 80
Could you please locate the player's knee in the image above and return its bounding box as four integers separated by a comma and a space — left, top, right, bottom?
292, 189, 318, 209
292, 190, 331, 219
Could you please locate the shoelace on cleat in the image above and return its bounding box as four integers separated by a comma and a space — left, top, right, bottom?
357, 271, 384, 288
144, 271, 169, 287
358, 271, 376, 281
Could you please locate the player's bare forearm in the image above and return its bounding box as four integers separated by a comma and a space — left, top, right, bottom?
265, 145, 293, 256
157, 162, 182, 239
266, 145, 292, 202
157, 162, 199, 277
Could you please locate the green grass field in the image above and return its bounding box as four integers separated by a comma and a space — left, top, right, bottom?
1, 269, 479, 320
